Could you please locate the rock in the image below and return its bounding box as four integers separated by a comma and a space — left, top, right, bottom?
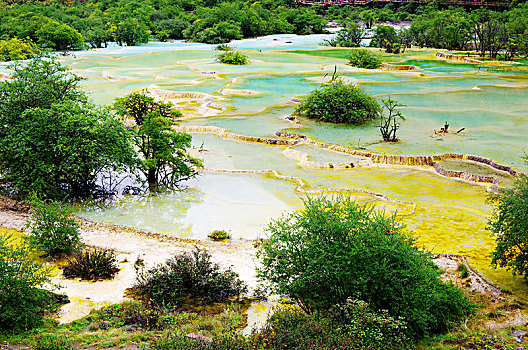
513, 329, 527, 343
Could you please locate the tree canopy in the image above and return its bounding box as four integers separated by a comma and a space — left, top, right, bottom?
0, 58, 137, 199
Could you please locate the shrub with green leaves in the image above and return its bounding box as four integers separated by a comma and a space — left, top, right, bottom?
208, 229, 231, 241
348, 49, 382, 69
295, 79, 380, 125
334, 299, 407, 349
216, 50, 248, 65
257, 196, 475, 337
0, 38, 41, 62
489, 170, 528, 277
151, 334, 250, 350
32, 334, 75, 350
134, 248, 247, 309
62, 248, 119, 280
0, 234, 59, 330
27, 201, 81, 257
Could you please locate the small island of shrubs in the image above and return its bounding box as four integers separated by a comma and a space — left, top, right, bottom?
216, 47, 249, 65
295, 78, 380, 125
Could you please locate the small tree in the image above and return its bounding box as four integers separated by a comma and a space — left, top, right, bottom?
114, 91, 202, 186
348, 49, 381, 69
379, 97, 405, 142
27, 201, 81, 257
489, 167, 528, 277
257, 196, 474, 336
295, 79, 380, 125
0, 234, 58, 330
335, 22, 364, 47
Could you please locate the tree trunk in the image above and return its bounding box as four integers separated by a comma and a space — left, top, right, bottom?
147, 168, 157, 185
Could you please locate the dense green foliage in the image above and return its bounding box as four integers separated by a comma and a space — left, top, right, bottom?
325, 21, 364, 47
0, 38, 40, 61
348, 49, 381, 69
295, 79, 380, 125
0, 58, 137, 199
489, 172, 528, 277
410, 4, 528, 58
0, 0, 326, 49
252, 302, 407, 350
134, 249, 247, 309
27, 201, 80, 257
114, 92, 201, 186
62, 248, 119, 280
257, 196, 475, 336
0, 234, 58, 330
216, 49, 248, 65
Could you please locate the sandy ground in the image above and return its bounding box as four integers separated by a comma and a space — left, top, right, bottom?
0, 198, 259, 323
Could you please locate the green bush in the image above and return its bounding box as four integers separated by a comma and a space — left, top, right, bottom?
348, 49, 382, 69
253, 307, 361, 350
0, 234, 58, 330
32, 334, 75, 350
216, 50, 248, 65
489, 171, 528, 277
134, 248, 247, 309
208, 230, 231, 241
295, 79, 380, 125
257, 196, 475, 337
62, 248, 119, 280
88, 301, 165, 330
151, 334, 250, 350
334, 299, 407, 349
27, 201, 81, 257
0, 38, 41, 62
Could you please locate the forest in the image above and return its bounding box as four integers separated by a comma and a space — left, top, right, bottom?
0, 0, 527, 60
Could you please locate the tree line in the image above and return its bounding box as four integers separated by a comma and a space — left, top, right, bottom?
0, 0, 326, 58
329, 3, 528, 59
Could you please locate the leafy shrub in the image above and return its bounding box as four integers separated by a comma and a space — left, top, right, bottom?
0, 234, 59, 330
62, 248, 119, 280
151, 334, 250, 350
32, 334, 75, 350
334, 299, 407, 349
0, 38, 41, 62
134, 249, 247, 309
208, 230, 231, 241
26, 200, 81, 257
257, 196, 475, 336
216, 50, 248, 65
348, 49, 382, 69
88, 301, 165, 330
252, 308, 359, 350
489, 171, 528, 277
295, 79, 380, 125
458, 263, 469, 279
